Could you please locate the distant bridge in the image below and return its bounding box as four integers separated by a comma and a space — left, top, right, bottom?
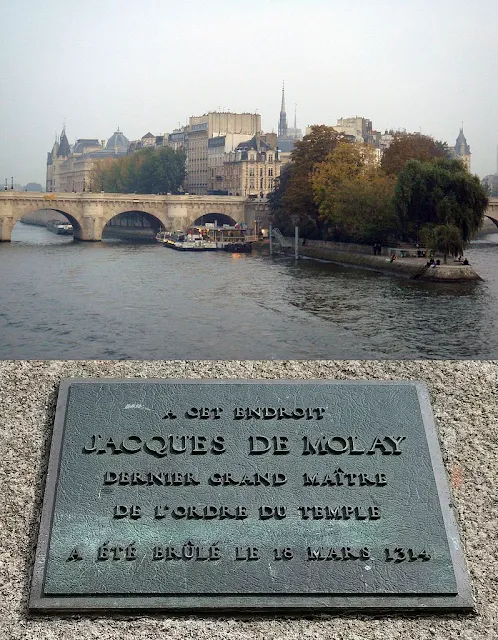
484, 197, 498, 228
0, 192, 269, 241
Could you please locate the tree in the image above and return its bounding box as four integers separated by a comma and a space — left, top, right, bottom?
421, 224, 464, 263
267, 165, 295, 235
394, 157, 488, 244
435, 140, 452, 158
381, 132, 445, 176
269, 125, 347, 238
312, 143, 398, 243
90, 147, 185, 194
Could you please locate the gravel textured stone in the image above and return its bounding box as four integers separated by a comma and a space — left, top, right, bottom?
1, 360, 497, 640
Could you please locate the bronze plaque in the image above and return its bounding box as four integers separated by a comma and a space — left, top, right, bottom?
30, 380, 472, 612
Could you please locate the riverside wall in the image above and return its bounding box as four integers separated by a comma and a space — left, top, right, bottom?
254, 240, 482, 282
0, 359, 497, 639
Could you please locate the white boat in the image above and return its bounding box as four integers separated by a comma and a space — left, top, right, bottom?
163, 224, 256, 252
155, 230, 173, 244
46, 220, 73, 235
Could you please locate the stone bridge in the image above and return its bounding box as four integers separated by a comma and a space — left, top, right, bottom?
0, 192, 269, 241
484, 196, 498, 228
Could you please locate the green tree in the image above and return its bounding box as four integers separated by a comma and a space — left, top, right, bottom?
312, 143, 398, 243
381, 132, 445, 176
90, 147, 185, 194
435, 140, 452, 158
394, 157, 488, 244
267, 165, 295, 235
421, 224, 464, 263
269, 125, 347, 238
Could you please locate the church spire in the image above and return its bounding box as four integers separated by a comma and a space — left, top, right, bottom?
278, 81, 288, 137
57, 126, 71, 157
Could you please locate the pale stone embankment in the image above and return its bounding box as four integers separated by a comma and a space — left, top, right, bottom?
254, 239, 482, 282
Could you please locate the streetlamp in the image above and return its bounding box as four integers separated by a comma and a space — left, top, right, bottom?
11, 177, 14, 190
4, 178, 7, 191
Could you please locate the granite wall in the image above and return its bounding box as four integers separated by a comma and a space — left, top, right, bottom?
1, 360, 496, 639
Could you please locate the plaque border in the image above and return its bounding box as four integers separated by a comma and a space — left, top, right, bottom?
29, 379, 474, 613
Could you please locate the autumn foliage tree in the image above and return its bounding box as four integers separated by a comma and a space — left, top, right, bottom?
312, 143, 398, 243
381, 132, 445, 176
269, 125, 346, 237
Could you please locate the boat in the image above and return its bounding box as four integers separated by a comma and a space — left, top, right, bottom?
46, 219, 73, 235
155, 230, 173, 244
163, 224, 255, 252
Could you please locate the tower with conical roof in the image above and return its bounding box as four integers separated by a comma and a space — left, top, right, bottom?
46, 134, 60, 192
451, 126, 471, 171
278, 82, 288, 137
57, 127, 71, 157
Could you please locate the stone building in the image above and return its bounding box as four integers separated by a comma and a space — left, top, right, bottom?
46, 128, 130, 192
127, 132, 165, 153
166, 127, 188, 152
482, 173, 498, 196
221, 134, 281, 198
332, 116, 374, 144
207, 133, 255, 194
450, 127, 471, 171
186, 112, 261, 194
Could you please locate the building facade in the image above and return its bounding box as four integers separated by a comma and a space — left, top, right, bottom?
207, 133, 256, 193
186, 112, 261, 194
46, 128, 130, 192
222, 134, 281, 198
127, 132, 165, 153
166, 127, 188, 152
332, 116, 374, 144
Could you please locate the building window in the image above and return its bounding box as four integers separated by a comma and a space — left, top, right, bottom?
250, 179, 255, 189
259, 168, 263, 177
269, 178, 274, 189
268, 154, 273, 163
249, 168, 254, 177
260, 178, 263, 189
268, 168, 273, 177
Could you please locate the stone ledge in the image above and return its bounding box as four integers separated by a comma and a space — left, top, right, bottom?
255, 241, 482, 281
1, 360, 497, 639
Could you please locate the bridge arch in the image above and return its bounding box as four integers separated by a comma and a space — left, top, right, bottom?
484, 215, 498, 229
99, 208, 171, 241
14, 206, 83, 240
190, 213, 238, 227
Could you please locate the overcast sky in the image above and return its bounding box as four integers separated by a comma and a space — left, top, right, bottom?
1, 0, 497, 185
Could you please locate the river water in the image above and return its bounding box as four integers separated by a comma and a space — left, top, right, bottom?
1, 222, 498, 359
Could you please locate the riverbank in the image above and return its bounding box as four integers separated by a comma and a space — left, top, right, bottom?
254, 239, 482, 282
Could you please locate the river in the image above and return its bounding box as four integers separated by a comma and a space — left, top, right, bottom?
1, 222, 498, 359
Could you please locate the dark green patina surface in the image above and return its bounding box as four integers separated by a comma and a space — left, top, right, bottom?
30, 380, 472, 612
